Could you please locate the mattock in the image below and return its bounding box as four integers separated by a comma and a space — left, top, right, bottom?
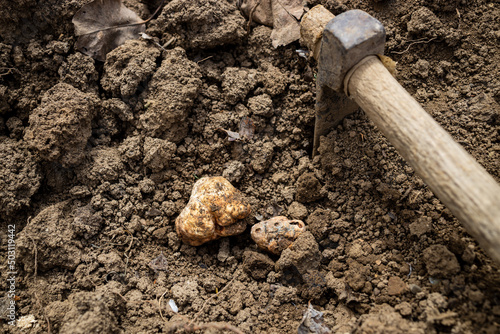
301, 6, 500, 263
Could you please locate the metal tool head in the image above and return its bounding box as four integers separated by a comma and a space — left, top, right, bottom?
317, 10, 386, 93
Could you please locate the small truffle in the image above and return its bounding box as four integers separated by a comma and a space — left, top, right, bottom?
175, 176, 252, 246
251, 216, 306, 255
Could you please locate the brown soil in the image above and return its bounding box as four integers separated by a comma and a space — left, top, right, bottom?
1, 0, 500, 333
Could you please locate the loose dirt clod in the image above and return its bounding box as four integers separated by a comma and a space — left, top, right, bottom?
175, 176, 252, 246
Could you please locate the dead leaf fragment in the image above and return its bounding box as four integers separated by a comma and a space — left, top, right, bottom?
149, 252, 169, 272
239, 0, 305, 48
219, 116, 255, 142
239, 116, 255, 140
270, 0, 304, 48
72, 0, 145, 61
239, 0, 274, 26
297, 302, 332, 334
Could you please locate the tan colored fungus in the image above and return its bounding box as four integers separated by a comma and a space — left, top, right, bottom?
250, 216, 306, 255
175, 176, 252, 246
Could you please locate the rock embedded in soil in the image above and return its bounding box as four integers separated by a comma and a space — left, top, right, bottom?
175, 176, 251, 246
423, 244, 460, 278
24, 83, 98, 168
251, 216, 306, 255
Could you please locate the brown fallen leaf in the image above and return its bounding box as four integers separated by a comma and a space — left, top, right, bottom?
270, 0, 304, 48
238, 0, 304, 48
72, 0, 165, 61
238, 0, 274, 27
239, 116, 255, 140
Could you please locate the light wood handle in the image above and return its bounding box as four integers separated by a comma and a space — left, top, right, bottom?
346, 56, 500, 263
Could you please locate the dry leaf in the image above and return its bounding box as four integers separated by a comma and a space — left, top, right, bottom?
239, 116, 255, 140
238, 0, 304, 48
238, 0, 274, 26
297, 302, 332, 334
219, 116, 255, 142
72, 0, 146, 61
270, 0, 304, 48
149, 252, 169, 272
221, 129, 241, 142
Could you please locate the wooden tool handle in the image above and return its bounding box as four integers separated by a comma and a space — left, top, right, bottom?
346, 55, 500, 262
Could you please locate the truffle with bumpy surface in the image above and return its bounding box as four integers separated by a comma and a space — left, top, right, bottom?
175, 176, 252, 246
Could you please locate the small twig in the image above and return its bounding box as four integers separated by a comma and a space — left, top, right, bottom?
123, 232, 134, 277
163, 37, 176, 48
391, 37, 437, 55
196, 55, 213, 64
0, 67, 21, 76
157, 289, 170, 322
78, 0, 167, 36
247, 0, 262, 33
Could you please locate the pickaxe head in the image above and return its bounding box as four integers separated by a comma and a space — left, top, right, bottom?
317, 10, 386, 92
301, 7, 386, 154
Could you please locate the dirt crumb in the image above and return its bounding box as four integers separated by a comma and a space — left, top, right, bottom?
276, 231, 321, 275
17, 201, 83, 272
423, 244, 461, 278
354, 304, 426, 334
157, 0, 246, 50
24, 83, 98, 167
222, 67, 258, 105
0, 138, 41, 217
139, 47, 202, 143
101, 39, 160, 97
243, 250, 274, 280
295, 172, 323, 203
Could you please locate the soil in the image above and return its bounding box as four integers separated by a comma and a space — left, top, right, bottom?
1, 0, 499, 333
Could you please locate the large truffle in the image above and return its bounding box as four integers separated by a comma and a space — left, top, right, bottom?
251, 216, 306, 255
175, 176, 251, 246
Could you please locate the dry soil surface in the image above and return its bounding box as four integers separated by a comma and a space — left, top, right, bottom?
1, 0, 500, 333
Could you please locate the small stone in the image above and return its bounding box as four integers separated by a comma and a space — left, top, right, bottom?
387, 276, 406, 296
409, 284, 422, 294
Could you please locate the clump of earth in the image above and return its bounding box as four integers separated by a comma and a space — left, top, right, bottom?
1, 0, 499, 333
